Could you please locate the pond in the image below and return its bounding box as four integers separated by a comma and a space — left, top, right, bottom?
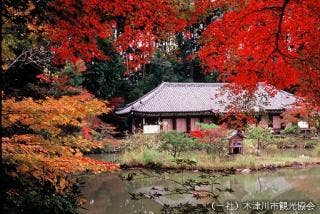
80, 154, 320, 214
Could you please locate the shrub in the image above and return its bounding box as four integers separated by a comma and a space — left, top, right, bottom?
246, 125, 273, 155
161, 131, 194, 158
275, 137, 302, 149
195, 122, 218, 130
243, 139, 256, 155
123, 133, 163, 151
284, 124, 299, 135
304, 140, 318, 149
173, 158, 197, 168
190, 123, 228, 156
274, 137, 290, 149
142, 149, 162, 164
202, 140, 228, 156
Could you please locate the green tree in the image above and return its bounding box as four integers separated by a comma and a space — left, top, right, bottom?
246, 125, 273, 156
83, 40, 127, 99
161, 131, 194, 158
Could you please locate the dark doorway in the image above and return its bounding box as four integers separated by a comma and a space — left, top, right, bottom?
233, 147, 241, 154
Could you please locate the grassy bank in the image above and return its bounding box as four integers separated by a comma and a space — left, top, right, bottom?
120, 132, 320, 171
121, 149, 320, 171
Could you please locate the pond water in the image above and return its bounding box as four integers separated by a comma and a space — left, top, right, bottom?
80, 154, 320, 214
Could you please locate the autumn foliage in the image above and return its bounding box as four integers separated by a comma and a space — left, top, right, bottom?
2, 92, 119, 211
190, 123, 228, 144
2, 91, 119, 169
47, 0, 188, 71
5, 0, 319, 108
282, 104, 320, 133
198, 0, 320, 107
190, 123, 229, 155
2, 0, 320, 211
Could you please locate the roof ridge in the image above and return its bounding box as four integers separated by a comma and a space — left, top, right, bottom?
115, 81, 297, 115
120, 82, 167, 110
135, 82, 169, 108
163, 82, 226, 87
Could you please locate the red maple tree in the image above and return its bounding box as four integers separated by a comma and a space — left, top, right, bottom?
47, 0, 188, 71
46, 0, 319, 107
198, 0, 320, 107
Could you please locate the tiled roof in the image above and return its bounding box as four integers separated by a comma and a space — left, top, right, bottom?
115, 82, 297, 115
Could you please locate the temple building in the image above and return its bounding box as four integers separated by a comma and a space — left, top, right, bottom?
115, 82, 297, 134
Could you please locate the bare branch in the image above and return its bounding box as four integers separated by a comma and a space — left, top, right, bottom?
6, 44, 53, 70
274, 0, 290, 52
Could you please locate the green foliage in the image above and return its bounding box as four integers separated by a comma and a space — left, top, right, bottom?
273, 136, 317, 149
125, 52, 188, 102
173, 158, 197, 168
304, 140, 318, 149
196, 122, 218, 130
121, 148, 320, 170
63, 62, 84, 87
127, 52, 218, 103
161, 131, 195, 158
246, 125, 273, 142
4, 188, 80, 214
82, 48, 218, 104
121, 149, 170, 167
275, 137, 297, 149
142, 149, 162, 165
3, 159, 81, 214
83, 41, 126, 99
202, 140, 228, 156
284, 124, 299, 135
246, 125, 273, 155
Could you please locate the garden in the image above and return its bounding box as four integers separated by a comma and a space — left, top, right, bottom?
120, 123, 320, 171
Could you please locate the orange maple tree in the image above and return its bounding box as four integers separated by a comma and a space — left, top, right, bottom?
2, 91, 119, 206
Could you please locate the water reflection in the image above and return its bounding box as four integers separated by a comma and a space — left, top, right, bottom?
80, 167, 320, 214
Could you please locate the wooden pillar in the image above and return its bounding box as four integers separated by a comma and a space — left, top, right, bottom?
173, 117, 176, 130
199, 116, 204, 123
186, 116, 191, 133
132, 116, 136, 133
158, 117, 161, 132
268, 113, 273, 128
